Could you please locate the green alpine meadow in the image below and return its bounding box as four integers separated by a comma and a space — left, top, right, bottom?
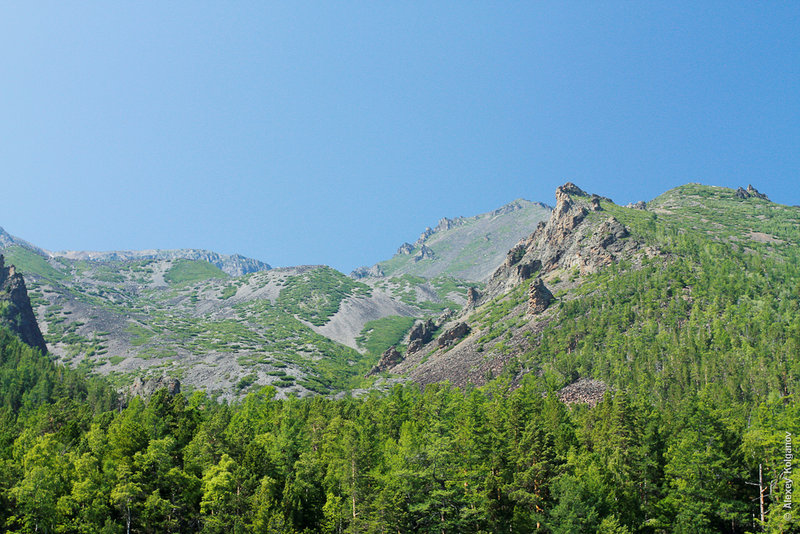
0, 183, 797, 532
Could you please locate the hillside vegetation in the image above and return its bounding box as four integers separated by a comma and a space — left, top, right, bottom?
0, 183, 796, 532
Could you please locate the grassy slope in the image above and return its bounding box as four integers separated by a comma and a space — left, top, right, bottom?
2, 245, 66, 281
378, 200, 551, 280
164, 259, 228, 284
475, 184, 800, 408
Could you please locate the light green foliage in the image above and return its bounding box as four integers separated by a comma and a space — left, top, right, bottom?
277, 266, 371, 326
2, 245, 66, 280
0, 184, 796, 533
125, 324, 155, 346
356, 315, 416, 355
164, 259, 227, 285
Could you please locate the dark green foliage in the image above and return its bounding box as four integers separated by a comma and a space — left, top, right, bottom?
1, 185, 797, 532
0, 347, 795, 532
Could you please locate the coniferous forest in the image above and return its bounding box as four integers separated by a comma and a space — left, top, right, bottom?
1, 186, 799, 533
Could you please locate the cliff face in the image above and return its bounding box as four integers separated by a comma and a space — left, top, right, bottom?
0, 255, 47, 353
480, 183, 640, 303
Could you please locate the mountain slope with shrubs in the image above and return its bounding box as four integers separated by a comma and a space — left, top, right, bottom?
0, 182, 797, 532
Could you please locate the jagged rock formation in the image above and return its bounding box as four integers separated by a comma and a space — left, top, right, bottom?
350, 265, 385, 279
528, 278, 553, 314
390, 182, 653, 390
481, 183, 639, 304
365, 346, 403, 377
407, 319, 435, 353
0, 255, 47, 353
415, 227, 435, 247
397, 243, 414, 255
413, 244, 435, 262
129, 375, 181, 398
437, 322, 470, 347
435, 217, 465, 232
624, 201, 647, 210
466, 287, 480, 308
435, 308, 454, 326
735, 185, 769, 200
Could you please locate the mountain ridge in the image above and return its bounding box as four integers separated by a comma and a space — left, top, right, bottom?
382, 182, 797, 400
353, 197, 552, 281
0, 226, 271, 277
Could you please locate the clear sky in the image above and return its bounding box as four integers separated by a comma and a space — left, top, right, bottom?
1, 3, 798, 272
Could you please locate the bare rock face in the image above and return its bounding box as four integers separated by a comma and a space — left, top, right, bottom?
129, 375, 181, 399
624, 201, 647, 210
591, 217, 630, 251
0, 255, 47, 353
736, 185, 769, 200
413, 244, 435, 262
350, 264, 385, 279
435, 308, 453, 328
414, 227, 435, 247
590, 194, 602, 211
437, 322, 470, 348
397, 243, 414, 255
466, 287, 480, 308
365, 346, 404, 377
528, 278, 553, 314
481, 183, 641, 304
407, 319, 435, 353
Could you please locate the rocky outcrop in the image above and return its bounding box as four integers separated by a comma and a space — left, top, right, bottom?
397, 243, 414, 255
590, 195, 602, 211
481, 183, 640, 304
365, 346, 404, 377
593, 217, 629, 248
735, 185, 769, 200
625, 201, 647, 210
413, 245, 435, 262
435, 217, 466, 232
0, 255, 47, 353
437, 322, 470, 348
129, 376, 181, 398
466, 287, 480, 308
407, 319, 435, 353
350, 264, 385, 279
435, 308, 454, 327
414, 227, 435, 248
528, 278, 553, 314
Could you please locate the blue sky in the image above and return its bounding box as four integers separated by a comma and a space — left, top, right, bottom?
1, 3, 798, 272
